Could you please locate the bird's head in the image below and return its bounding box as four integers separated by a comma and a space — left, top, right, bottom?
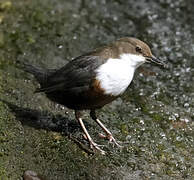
116, 37, 166, 68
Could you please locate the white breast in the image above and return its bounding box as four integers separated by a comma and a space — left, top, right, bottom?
95, 53, 145, 96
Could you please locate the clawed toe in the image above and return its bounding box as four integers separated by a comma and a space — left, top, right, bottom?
89, 141, 106, 155
108, 136, 123, 148
98, 133, 123, 148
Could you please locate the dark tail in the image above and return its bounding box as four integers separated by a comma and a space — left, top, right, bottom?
16, 60, 55, 85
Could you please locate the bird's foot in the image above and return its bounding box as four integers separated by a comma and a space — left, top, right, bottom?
99, 133, 122, 148
89, 141, 106, 155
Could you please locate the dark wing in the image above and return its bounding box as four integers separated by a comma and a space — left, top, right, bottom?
36, 55, 105, 93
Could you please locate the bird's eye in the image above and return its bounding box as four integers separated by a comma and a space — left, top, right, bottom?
136, 46, 142, 53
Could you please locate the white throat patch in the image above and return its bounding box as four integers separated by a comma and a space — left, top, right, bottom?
95, 53, 145, 96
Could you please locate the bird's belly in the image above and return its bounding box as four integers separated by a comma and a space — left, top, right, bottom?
46, 90, 117, 110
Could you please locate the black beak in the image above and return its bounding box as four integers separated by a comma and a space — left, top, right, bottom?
145, 55, 166, 67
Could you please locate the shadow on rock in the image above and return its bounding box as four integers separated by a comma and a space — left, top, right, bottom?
1, 99, 97, 154
0, 98, 80, 135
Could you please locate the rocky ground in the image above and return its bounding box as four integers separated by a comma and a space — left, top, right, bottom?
0, 0, 193, 179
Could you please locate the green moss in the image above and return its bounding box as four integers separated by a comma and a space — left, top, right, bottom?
150, 113, 163, 122
120, 123, 128, 135
0, 1, 12, 11
0, 102, 12, 179
0, 31, 4, 47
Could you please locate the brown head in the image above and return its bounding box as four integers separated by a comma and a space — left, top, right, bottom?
93, 37, 165, 67
116, 37, 165, 66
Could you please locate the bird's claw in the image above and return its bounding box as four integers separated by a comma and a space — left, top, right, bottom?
89, 141, 106, 155
99, 133, 123, 148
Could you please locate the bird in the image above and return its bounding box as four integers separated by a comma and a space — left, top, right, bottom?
17, 37, 165, 154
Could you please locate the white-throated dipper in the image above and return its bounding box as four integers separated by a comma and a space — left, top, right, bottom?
18, 37, 165, 154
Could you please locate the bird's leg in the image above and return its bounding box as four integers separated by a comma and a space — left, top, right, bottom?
75, 110, 105, 154
90, 110, 122, 147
